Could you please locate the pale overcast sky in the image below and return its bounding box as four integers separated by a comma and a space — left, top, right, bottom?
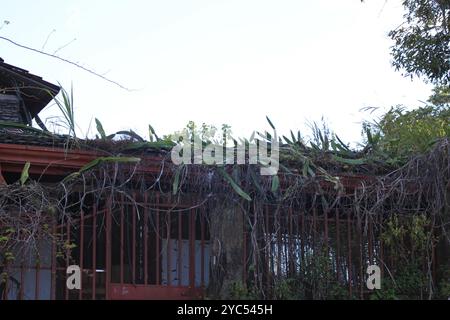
0, 0, 433, 145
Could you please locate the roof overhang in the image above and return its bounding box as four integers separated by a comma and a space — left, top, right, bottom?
0, 58, 60, 119
0, 143, 166, 177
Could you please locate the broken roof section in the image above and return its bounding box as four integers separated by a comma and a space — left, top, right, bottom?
0, 57, 60, 120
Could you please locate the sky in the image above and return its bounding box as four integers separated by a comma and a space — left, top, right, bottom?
0, 0, 433, 145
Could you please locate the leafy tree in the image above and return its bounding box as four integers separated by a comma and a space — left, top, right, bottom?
367, 105, 450, 161
428, 84, 450, 105
389, 0, 450, 85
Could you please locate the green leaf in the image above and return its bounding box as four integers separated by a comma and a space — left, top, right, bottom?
266, 116, 275, 130
302, 160, 310, 177
249, 168, 265, 195
121, 141, 175, 151
332, 155, 366, 165
283, 135, 293, 145
218, 167, 252, 201
330, 139, 338, 152
20, 162, 30, 185
310, 142, 320, 150
335, 134, 350, 151
366, 127, 373, 144
95, 118, 106, 139
290, 130, 297, 143
279, 163, 293, 175
331, 139, 353, 155
271, 175, 280, 193
148, 124, 160, 142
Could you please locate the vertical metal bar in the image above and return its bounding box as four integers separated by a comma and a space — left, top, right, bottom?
283, 210, 289, 276
288, 207, 293, 275
3, 262, 9, 300
243, 207, 247, 285
35, 231, 41, 300
301, 211, 305, 268
18, 226, 24, 300
358, 216, 363, 300
167, 208, 172, 286
312, 206, 317, 252
156, 193, 160, 286
324, 209, 329, 256
51, 221, 56, 300
432, 229, 436, 283
335, 208, 341, 282
120, 194, 124, 285
200, 206, 205, 288
379, 214, 384, 279
347, 211, 352, 298
178, 210, 182, 286
265, 204, 271, 287
105, 199, 112, 300
276, 208, 281, 277
132, 193, 136, 284
65, 222, 70, 300
92, 205, 97, 300
79, 210, 84, 300
144, 192, 149, 285
189, 208, 196, 288
368, 218, 373, 265
19, 262, 24, 300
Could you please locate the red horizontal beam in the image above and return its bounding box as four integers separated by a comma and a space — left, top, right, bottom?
0, 143, 375, 190
109, 284, 203, 300
0, 143, 166, 176
0, 143, 101, 175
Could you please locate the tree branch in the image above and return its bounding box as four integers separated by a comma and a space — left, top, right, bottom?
0, 36, 133, 91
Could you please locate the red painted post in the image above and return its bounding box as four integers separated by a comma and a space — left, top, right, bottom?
200, 206, 205, 288
105, 199, 112, 300
92, 206, 97, 300
358, 216, 363, 300
189, 208, 196, 288
51, 221, 57, 300
144, 193, 149, 285
167, 208, 172, 286
243, 206, 247, 285
347, 211, 352, 298
156, 193, 160, 286
132, 193, 136, 284
65, 222, 70, 300
335, 209, 341, 282
120, 195, 124, 285
35, 230, 41, 300
368, 218, 373, 265
20, 262, 24, 300
379, 213, 384, 279
178, 211, 182, 286
79, 210, 84, 300
324, 209, 329, 256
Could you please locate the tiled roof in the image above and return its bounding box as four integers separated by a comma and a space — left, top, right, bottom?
0, 126, 70, 148
0, 57, 60, 118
